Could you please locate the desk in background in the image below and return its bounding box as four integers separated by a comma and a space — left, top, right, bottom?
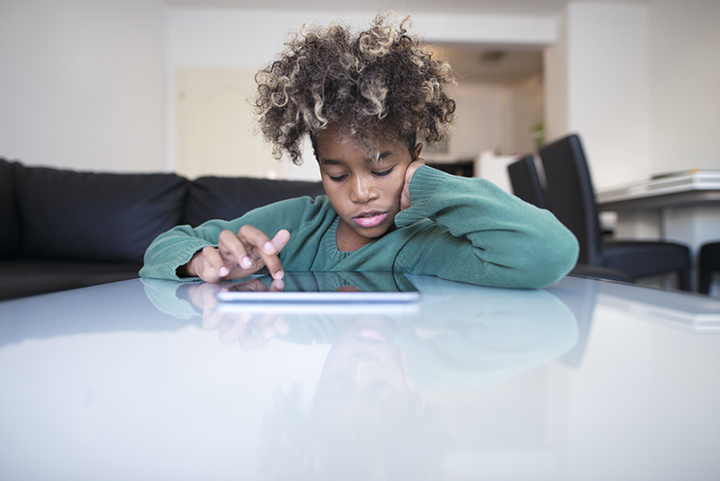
598, 170, 720, 290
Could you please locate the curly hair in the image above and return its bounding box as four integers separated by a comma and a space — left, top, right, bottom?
254, 13, 456, 165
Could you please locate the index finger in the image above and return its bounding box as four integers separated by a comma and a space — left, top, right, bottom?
238, 226, 290, 280
217, 229, 251, 270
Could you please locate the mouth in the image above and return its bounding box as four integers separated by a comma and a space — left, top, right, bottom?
353, 328, 389, 343
352, 211, 388, 228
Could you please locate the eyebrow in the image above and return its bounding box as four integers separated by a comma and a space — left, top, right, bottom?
320, 150, 394, 166
373, 150, 393, 163
319, 158, 342, 166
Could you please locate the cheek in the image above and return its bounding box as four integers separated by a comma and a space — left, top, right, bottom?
388, 173, 406, 197
321, 177, 338, 194
322, 182, 349, 211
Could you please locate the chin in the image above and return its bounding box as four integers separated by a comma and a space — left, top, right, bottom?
365, 225, 394, 239
348, 223, 383, 239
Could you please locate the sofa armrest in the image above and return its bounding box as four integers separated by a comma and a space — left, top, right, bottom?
0, 158, 22, 260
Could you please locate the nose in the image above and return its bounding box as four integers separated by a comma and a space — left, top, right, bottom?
350, 174, 378, 204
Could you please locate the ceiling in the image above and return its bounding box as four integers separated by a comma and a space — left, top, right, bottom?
165, 0, 650, 16
164, 0, 645, 83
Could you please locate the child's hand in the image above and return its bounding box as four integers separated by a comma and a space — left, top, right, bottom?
183, 226, 290, 283
400, 159, 425, 211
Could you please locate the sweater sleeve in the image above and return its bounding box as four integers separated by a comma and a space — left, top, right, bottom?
393, 166, 579, 288
139, 197, 315, 281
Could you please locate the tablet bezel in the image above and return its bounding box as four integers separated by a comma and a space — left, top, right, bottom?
215, 271, 420, 304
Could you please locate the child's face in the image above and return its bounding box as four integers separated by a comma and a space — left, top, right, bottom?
315, 315, 416, 422
316, 123, 420, 251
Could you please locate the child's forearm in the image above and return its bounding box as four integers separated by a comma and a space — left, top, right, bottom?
177, 250, 201, 278
140, 224, 217, 281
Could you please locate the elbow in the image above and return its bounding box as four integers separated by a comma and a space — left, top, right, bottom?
530, 228, 580, 288
501, 225, 579, 289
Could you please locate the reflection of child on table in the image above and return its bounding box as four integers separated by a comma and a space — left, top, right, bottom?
142, 267, 577, 479
142, 273, 578, 480
141, 273, 578, 388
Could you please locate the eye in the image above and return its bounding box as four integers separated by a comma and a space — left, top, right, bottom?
327, 173, 347, 182
373, 167, 394, 177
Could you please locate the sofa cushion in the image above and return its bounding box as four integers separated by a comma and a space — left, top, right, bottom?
183, 176, 325, 227
13, 163, 189, 264
0, 159, 22, 260
0, 259, 141, 301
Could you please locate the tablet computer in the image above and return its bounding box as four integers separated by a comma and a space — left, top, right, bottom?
215, 271, 420, 304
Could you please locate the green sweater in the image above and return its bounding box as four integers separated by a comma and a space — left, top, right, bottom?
140, 166, 579, 288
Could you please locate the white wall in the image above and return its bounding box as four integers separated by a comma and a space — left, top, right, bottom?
648, 0, 720, 174
0, 0, 166, 172
544, 3, 651, 189
504, 75, 545, 155
432, 82, 504, 161
437, 77, 543, 162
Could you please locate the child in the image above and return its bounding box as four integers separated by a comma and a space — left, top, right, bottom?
140, 14, 579, 289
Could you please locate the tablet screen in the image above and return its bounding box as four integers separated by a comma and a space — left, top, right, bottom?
215, 271, 419, 304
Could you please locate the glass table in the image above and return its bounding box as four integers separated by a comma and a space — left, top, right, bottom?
1, 274, 719, 480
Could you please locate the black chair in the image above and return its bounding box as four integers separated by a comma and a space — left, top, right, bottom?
538, 134, 691, 291
507, 154, 546, 208
508, 153, 632, 284
699, 242, 720, 294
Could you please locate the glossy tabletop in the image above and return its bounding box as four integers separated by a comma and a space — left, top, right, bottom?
1, 274, 720, 481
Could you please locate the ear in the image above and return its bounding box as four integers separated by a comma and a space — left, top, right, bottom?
412, 143, 423, 161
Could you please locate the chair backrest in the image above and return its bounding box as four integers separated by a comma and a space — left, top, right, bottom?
538, 134, 602, 265
507, 154, 546, 208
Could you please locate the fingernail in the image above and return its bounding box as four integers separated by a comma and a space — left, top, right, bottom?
262, 327, 275, 340
218, 266, 229, 277
264, 242, 274, 253
241, 257, 253, 268
274, 270, 284, 280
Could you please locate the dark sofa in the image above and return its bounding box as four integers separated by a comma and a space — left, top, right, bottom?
0, 158, 324, 301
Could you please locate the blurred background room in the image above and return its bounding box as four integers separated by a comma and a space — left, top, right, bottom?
2, 0, 719, 291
